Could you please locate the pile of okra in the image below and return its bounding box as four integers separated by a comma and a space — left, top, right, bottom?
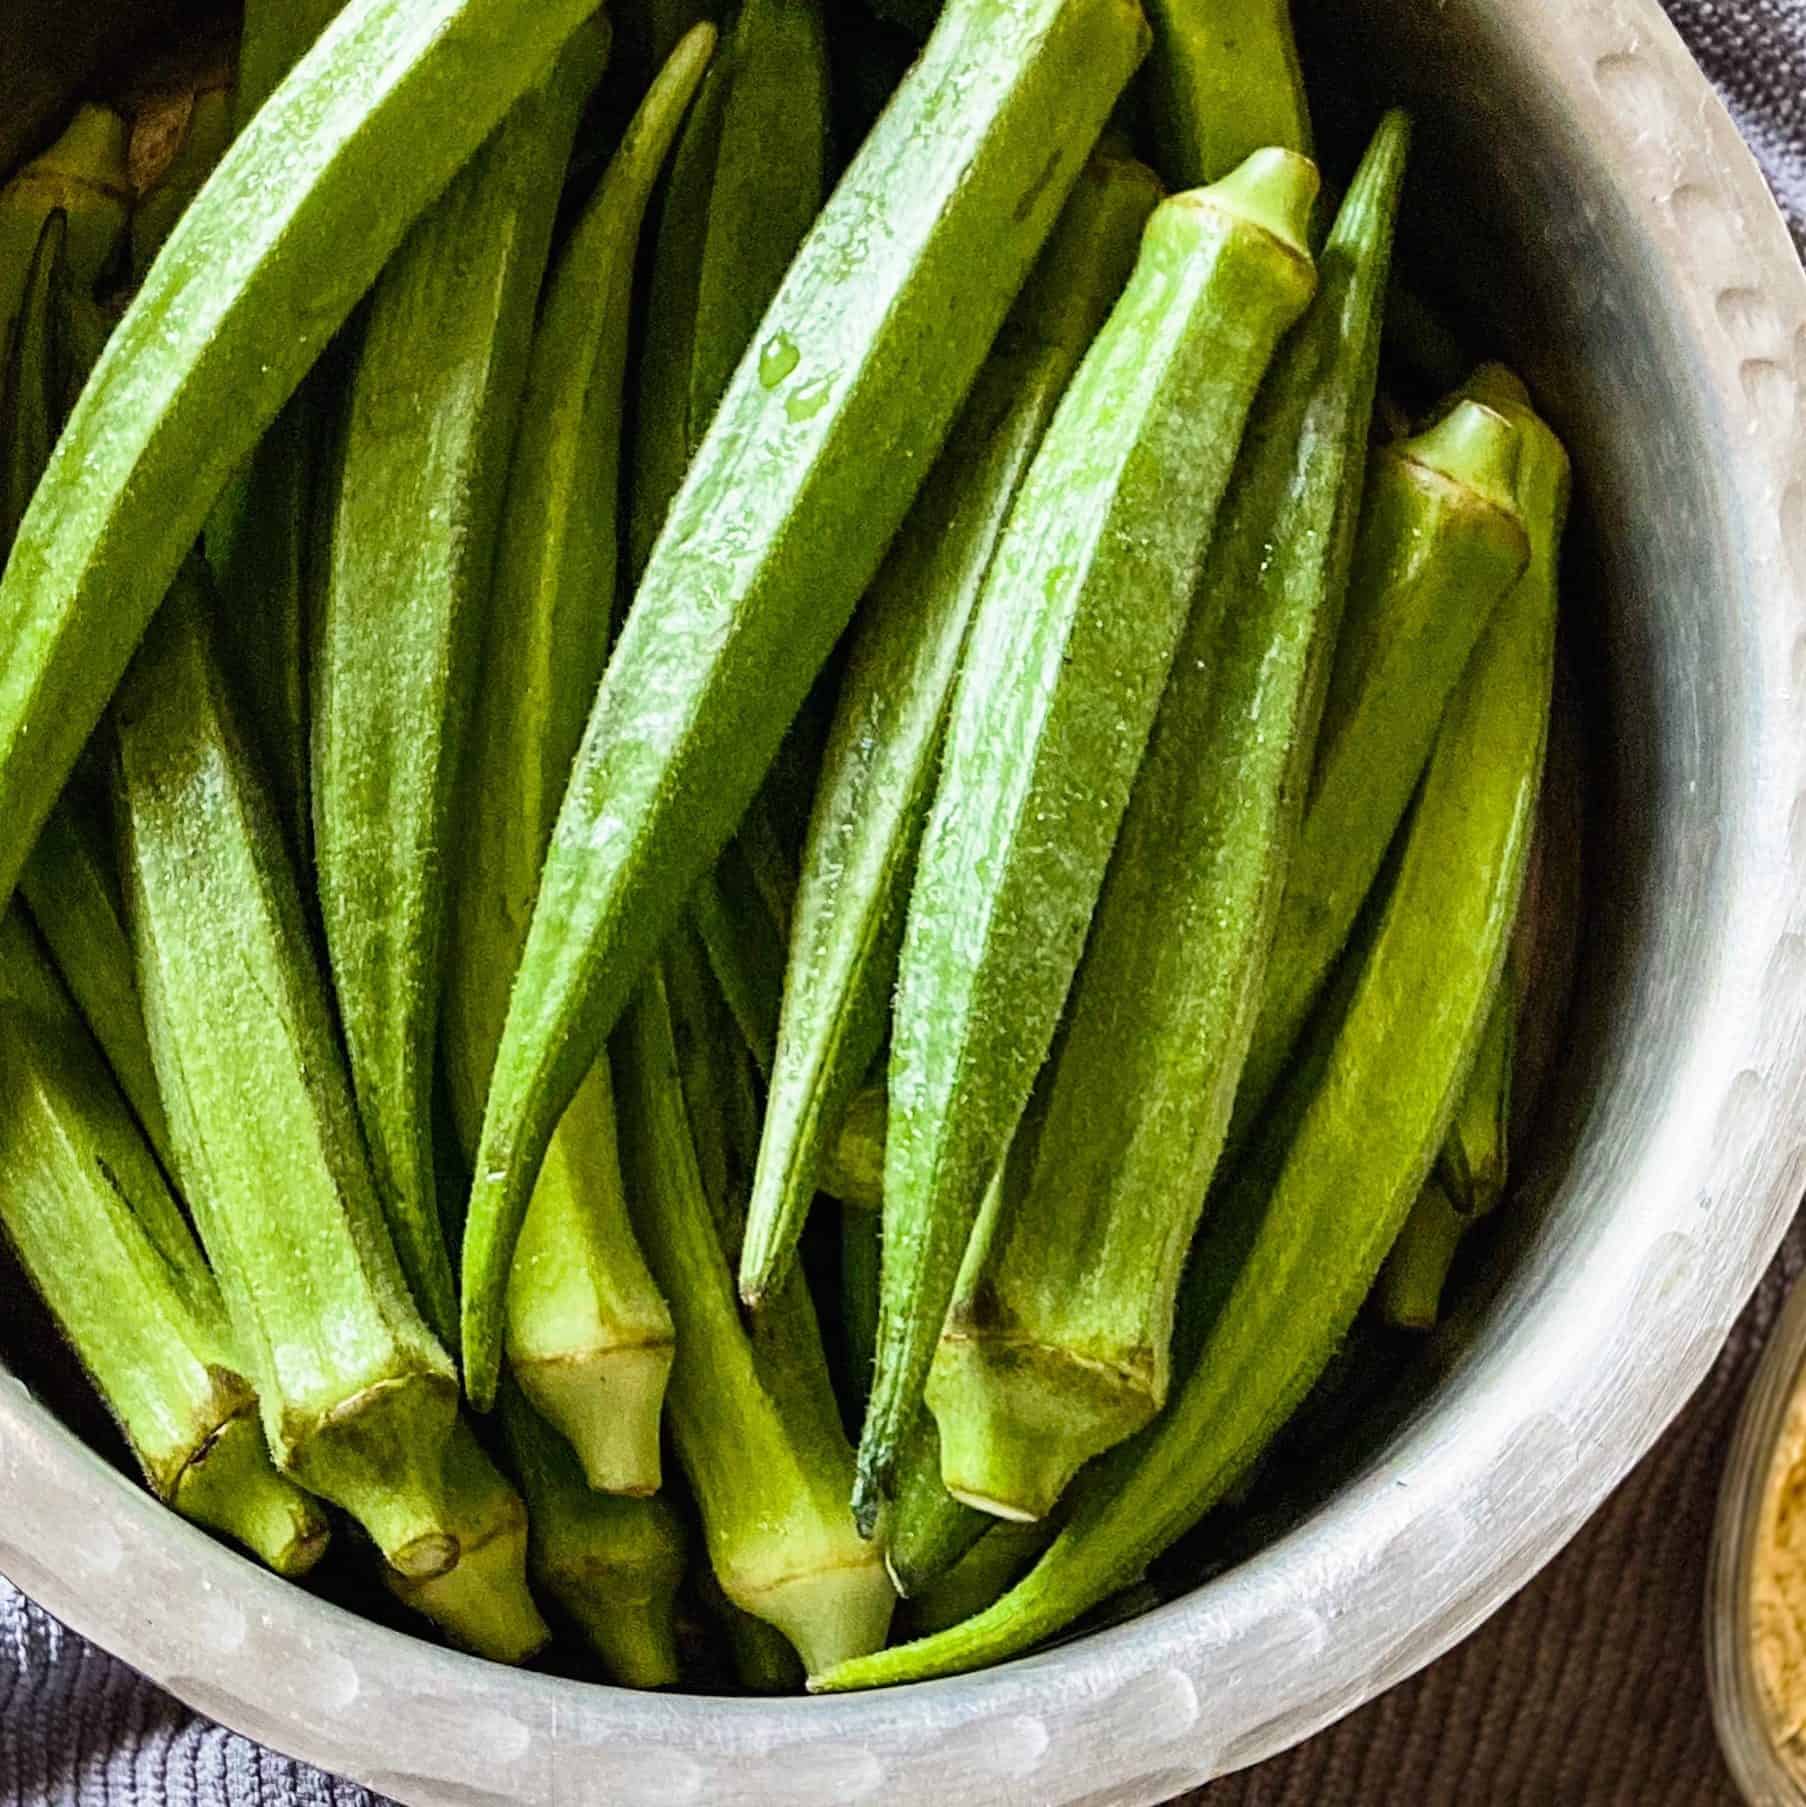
0, 0, 1564, 1690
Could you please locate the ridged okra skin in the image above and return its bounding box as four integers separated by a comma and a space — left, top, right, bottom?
115, 568, 460, 1583
445, 28, 713, 1489
0, 968, 327, 1577
0, 0, 609, 929
738, 147, 1162, 1310
815, 388, 1561, 1694
1143, 0, 1312, 188
615, 964, 894, 1674
459, 0, 1155, 1406
862, 148, 1320, 1524
925, 115, 1409, 1525
1229, 396, 1532, 1143
314, 26, 610, 1350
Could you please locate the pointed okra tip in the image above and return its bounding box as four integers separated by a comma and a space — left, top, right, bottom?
1401, 398, 1525, 518
1185, 145, 1321, 264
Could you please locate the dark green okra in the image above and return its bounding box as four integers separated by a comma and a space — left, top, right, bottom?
0, 0, 609, 923
614, 958, 894, 1672
314, 25, 611, 1349
926, 115, 1408, 1525
815, 385, 1559, 1689
498, 1383, 686, 1687
1229, 395, 1534, 1145
115, 567, 462, 1588
862, 148, 1319, 1524
445, 28, 711, 1489
459, 0, 1153, 1406
1144, 0, 1312, 188
738, 147, 1161, 1310
0, 963, 327, 1577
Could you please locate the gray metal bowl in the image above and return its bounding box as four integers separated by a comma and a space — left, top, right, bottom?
5, 1, 1806, 1802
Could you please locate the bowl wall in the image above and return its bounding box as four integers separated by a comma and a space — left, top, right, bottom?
4, 2, 1806, 1803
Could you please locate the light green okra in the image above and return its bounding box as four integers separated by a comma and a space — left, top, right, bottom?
863, 148, 1319, 1524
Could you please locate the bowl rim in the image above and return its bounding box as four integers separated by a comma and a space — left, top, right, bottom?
7, 2, 1806, 1802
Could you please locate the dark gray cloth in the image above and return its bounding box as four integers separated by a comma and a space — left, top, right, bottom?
4, 3, 1805, 1802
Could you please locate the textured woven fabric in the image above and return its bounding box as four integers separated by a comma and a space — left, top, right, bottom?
3, 4, 1805, 1804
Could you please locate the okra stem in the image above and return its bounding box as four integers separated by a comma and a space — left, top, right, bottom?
924, 115, 1408, 1525
498, 1384, 685, 1688
0, 979, 327, 1577
863, 148, 1319, 1525
383, 1417, 549, 1663
740, 147, 1160, 1309
115, 565, 461, 1580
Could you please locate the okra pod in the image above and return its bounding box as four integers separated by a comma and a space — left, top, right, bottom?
115, 567, 461, 1582
1436, 956, 1516, 1215
383, 1417, 548, 1663
445, 29, 711, 1487
18, 798, 173, 1174
0, 0, 610, 920
459, 0, 1153, 1404
0, 104, 129, 353
498, 1384, 685, 1688
1375, 1175, 1470, 1333
202, 0, 346, 866
905, 1519, 1052, 1637
1144, 0, 1312, 188
0, 976, 328, 1578
614, 962, 894, 1672
314, 27, 611, 1350
814, 390, 1560, 1691
926, 116, 1408, 1523
885, 1411, 990, 1597
820, 1083, 886, 1210
863, 148, 1319, 1523
739, 147, 1160, 1308
630, 0, 830, 575
1229, 395, 1534, 1144
841, 1204, 881, 1423
1, 212, 66, 562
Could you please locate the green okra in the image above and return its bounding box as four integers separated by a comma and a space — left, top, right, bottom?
114, 567, 462, 1583
445, 27, 710, 1490
1436, 956, 1516, 1215
1375, 1174, 1470, 1333
459, 0, 1154, 1406
614, 961, 895, 1672
202, 0, 346, 866
885, 1410, 989, 1597
926, 115, 1408, 1525
691, 851, 784, 1081
1145, 0, 1311, 189
18, 797, 172, 1174
498, 1383, 685, 1688
820, 1083, 886, 1209
692, 1560, 809, 1693
841, 1204, 881, 1424
1228, 395, 1534, 1146
314, 25, 612, 1351
630, 0, 830, 576
905, 1518, 1053, 1637
863, 148, 1320, 1524
0, 973, 328, 1578
384, 1416, 549, 1663
739, 147, 1161, 1309
0, 0, 610, 925
1, 211, 66, 562
814, 392, 1560, 1690
129, 86, 234, 284
0, 105, 130, 356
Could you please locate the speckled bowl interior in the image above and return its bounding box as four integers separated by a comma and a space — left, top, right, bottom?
4, 2, 1806, 1803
